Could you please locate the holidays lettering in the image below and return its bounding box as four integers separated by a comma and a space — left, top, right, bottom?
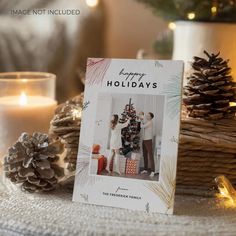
107, 80, 157, 89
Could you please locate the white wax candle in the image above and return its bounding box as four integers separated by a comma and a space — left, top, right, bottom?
0, 95, 57, 158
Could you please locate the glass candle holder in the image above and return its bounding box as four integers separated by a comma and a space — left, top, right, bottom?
0, 72, 57, 159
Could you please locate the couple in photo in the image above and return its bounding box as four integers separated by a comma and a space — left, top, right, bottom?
106, 111, 155, 177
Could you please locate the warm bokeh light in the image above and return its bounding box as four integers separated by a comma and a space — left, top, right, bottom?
187, 12, 196, 20
215, 175, 236, 208
168, 22, 176, 30
211, 6, 217, 14
72, 107, 82, 120
86, 0, 99, 7
19, 92, 28, 106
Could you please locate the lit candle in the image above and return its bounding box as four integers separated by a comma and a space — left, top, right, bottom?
0, 72, 57, 158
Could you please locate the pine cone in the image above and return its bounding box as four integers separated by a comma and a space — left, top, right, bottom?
4, 132, 64, 192
50, 93, 83, 171
183, 51, 236, 120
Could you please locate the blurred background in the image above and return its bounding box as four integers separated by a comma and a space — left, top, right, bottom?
0, 0, 236, 102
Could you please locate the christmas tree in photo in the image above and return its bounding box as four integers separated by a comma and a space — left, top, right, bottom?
119, 98, 140, 155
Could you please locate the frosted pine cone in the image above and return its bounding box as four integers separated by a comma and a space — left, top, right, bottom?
4, 132, 64, 192
50, 93, 83, 171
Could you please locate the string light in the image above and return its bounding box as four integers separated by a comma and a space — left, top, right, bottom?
230, 102, 236, 107
215, 175, 236, 208
86, 0, 99, 8
187, 12, 196, 20
211, 0, 218, 17
211, 6, 217, 14
168, 22, 176, 30
72, 107, 82, 120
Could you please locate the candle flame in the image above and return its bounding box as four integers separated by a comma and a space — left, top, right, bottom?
86, 0, 99, 7
215, 175, 236, 207
19, 92, 28, 106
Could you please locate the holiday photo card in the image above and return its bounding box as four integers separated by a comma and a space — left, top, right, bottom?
73, 58, 184, 214
90, 93, 164, 182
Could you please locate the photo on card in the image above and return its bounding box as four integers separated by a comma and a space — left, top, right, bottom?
90, 93, 165, 182
73, 58, 184, 214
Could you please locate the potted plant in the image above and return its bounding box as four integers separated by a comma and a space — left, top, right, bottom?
136, 0, 236, 78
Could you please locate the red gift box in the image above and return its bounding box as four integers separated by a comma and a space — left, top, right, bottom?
92, 154, 105, 174
97, 155, 105, 174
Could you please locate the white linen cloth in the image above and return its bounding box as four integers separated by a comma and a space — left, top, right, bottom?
0, 184, 235, 236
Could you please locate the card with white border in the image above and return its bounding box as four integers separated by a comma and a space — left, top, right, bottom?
73, 58, 184, 214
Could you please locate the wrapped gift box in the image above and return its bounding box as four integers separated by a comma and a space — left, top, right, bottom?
106, 155, 127, 173
92, 154, 100, 159
97, 155, 105, 174
130, 152, 141, 174
90, 158, 98, 175
131, 152, 141, 160
126, 159, 139, 175
119, 156, 127, 174
92, 155, 105, 174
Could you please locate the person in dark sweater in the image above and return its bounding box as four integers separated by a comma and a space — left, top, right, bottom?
140, 112, 155, 177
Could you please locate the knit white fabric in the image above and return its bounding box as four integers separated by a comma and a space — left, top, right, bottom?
0, 185, 236, 236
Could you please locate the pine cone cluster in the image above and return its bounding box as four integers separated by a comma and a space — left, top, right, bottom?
183, 51, 236, 120
4, 132, 64, 192
50, 94, 83, 171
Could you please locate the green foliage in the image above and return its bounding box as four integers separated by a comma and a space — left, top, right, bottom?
136, 0, 179, 20
136, 0, 236, 22
153, 30, 173, 58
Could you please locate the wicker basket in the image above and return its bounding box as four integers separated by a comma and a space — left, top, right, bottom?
176, 115, 236, 196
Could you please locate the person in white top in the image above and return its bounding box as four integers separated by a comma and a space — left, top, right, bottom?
106, 114, 130, 175
140, 112, 155, 178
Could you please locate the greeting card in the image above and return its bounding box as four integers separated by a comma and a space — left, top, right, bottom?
73, 58, 184, 214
